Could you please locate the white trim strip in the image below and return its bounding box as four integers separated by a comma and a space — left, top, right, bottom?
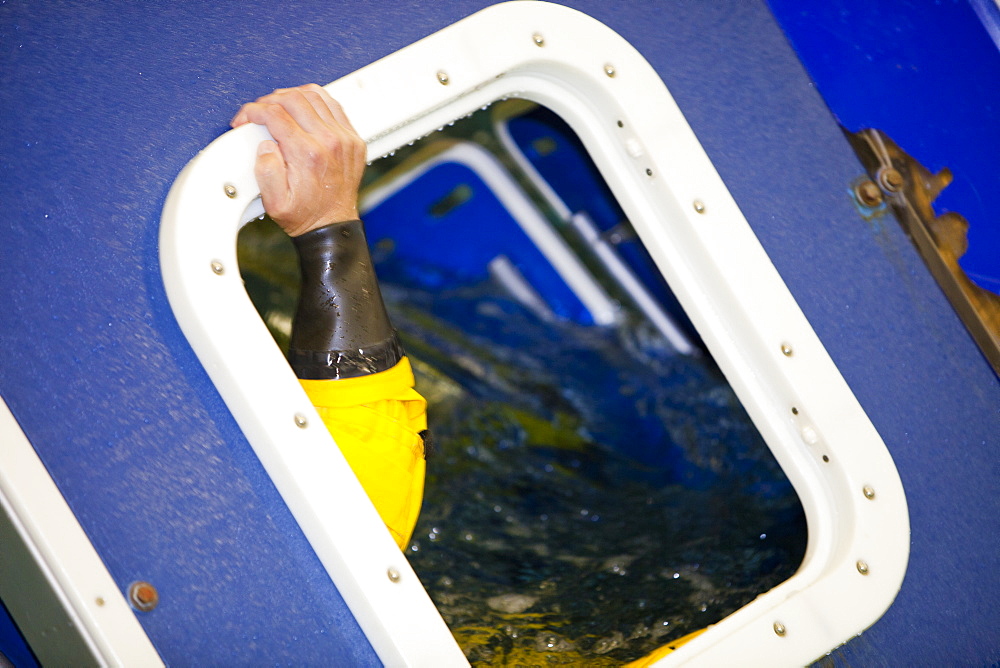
0, 396, 163, 667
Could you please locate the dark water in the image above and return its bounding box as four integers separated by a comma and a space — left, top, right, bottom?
381, 279, 807, 666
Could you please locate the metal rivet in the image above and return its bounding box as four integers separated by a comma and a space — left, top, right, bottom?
294, 413, 308, 429
693, 200, 706, 214
863, 485, 876, 500
645, 168, 653, 177
781, 343, 793, 357
224, 184, 237, 199
854, 179, 883, 207
604, 64, 616, 77
617, 120, 624, 128
387, 567, 401, 583
878, 167, 904, 193
128, 581, 159, 612
773, 621, 786, 637
822, 454, 830, 463
857, 560, 869, 575
791, 407, 799, 415
436, 71, 449, 85
532, 33, 544, 46
95, 597, 105, 607
210, 261, 224, 275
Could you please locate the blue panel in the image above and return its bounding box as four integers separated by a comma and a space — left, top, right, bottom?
364, 160, 595, 323
767, 0, 1000, 295
1, 0, 996, 664
0, 599, 38, 668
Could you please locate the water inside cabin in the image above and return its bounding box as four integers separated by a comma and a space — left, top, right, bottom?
238, 100, 807, 666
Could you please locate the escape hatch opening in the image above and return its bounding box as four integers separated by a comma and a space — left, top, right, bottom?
162, 4, 910, 664
237, 99, 808, 665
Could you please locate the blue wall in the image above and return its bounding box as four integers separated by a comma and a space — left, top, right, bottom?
1, 1, 997, 664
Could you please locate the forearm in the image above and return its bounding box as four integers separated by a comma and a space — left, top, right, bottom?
288, 219, 404, 380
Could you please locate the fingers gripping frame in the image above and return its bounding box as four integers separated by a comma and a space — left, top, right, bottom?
160, 2, 909, 665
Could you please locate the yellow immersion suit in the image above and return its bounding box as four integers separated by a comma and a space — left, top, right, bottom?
300, 357, 426, 550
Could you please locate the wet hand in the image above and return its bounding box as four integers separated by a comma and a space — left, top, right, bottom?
231, 84, 366, 237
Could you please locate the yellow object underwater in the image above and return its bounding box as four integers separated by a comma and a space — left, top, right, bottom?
299, 357, 427, 550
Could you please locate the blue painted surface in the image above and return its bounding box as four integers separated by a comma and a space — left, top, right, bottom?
768, 0, 1000, 295
0, 600, 37, 668
1, 0, 997, 665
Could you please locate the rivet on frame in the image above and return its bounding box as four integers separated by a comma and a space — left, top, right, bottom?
294, 413, 308, 429
387, 567, 401, 583
210, 261, 224, 275
128, 581, 159, 612
863, 485, 876, 500
532, 33, 545, 46
693, 200, 706, 214
773, 621, 786, 637
604, 64, 616, 78
224, 183, 238, 199
857, 560, 870, 576
436, 71, 450, 85
781, 343, 794, 357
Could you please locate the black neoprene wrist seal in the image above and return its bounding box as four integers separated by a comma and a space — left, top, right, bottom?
288, 220, 404, 380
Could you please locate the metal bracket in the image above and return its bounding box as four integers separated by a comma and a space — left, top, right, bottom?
847, 128, 1000, 376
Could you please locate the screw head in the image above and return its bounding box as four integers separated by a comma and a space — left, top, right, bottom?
693, 200, 706, 214
532, 33, 544, 46
387, 567, 401, 583
857, 560, 870, 575
210, 261, 224, 275
604, 64, 616, 77
436, 71, 449, 85
224, 184, 238, 199
294, 413, 308, 429
863, 485, 876, 500
773, 621, 786, 636
878, 167, 904, 193
128, 581, 159, 612
854, 179, 883, 207
781, 343, 794, 357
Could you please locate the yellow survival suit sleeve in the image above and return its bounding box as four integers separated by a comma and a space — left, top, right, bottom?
299, 358, 426, 549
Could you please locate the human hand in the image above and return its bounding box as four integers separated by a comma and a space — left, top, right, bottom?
230, 84, 366, 237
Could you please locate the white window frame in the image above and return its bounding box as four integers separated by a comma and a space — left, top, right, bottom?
159, 2, 910, 665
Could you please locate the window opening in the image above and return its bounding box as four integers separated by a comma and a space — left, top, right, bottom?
238, 100, 807, 665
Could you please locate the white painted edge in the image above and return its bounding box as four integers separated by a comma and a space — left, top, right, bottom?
159, 2, 910, 666
360, 140, 620, 325
0, 395, 164, 667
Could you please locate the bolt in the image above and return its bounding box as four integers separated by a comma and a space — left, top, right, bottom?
128, 581, 159, 612
604, 64, 616, 78
781, 343, 793, 357
857, 560, 869, 576
863, 485, 876, 500
211, 261, 224, 275
854, 179, 883, 207
436, 71, 449, 85
532, 33, 544, 46
224, 184, 238, 199
387, 567, 401, 583
693, 200, 706, 214
878, 167, 904, 193
294, 413, 308, 429
773, 621, 786, 637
